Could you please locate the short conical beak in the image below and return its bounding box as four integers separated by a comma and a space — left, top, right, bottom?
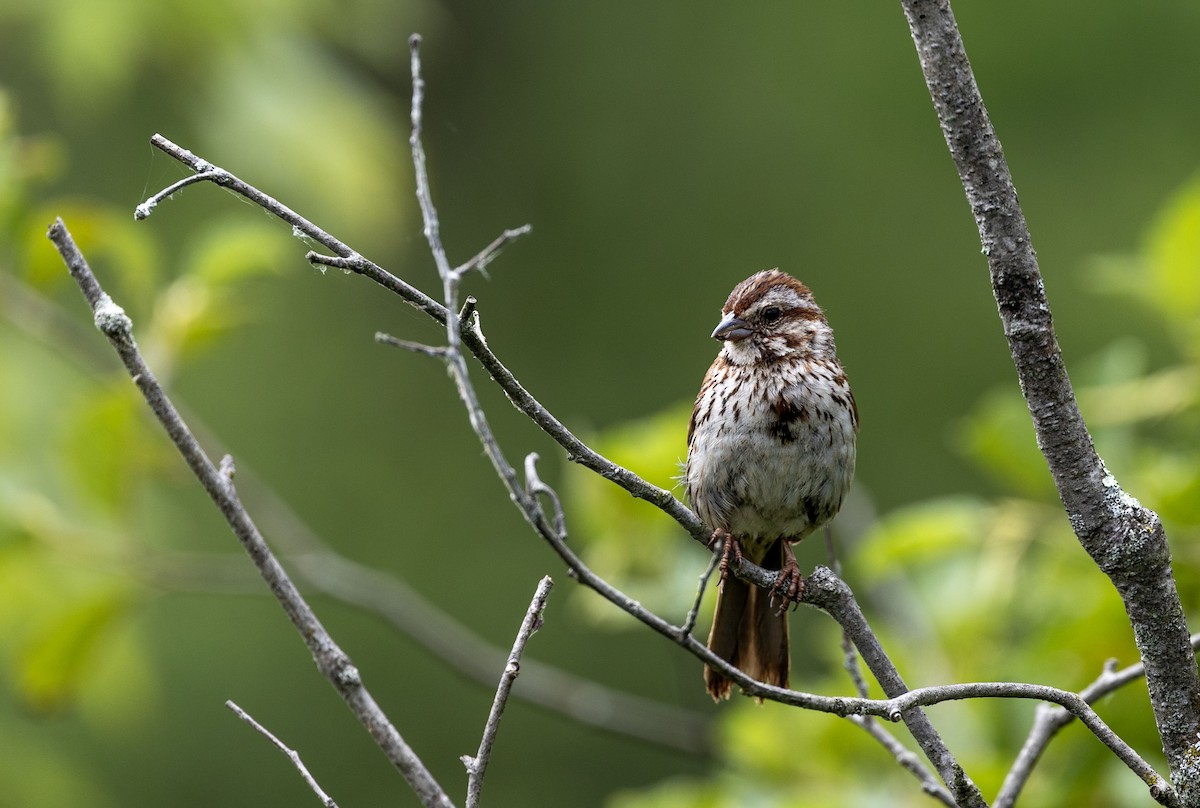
711, 312, 753, 342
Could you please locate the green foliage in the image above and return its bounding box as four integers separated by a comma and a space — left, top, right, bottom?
564, 402, 709, 623
0, 95, 299, 798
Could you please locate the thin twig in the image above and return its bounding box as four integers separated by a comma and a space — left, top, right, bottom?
885, 681, 1176, 807
144, 131, 705, 545
226, 700, 339, 808
523, 453, 566, 540
680, 552, 721, 640
407, 33, 536, 537
462, 576, 553, 808
47, 218, 456, 808
375, 331, 449, 358
847, 715, 957, 807
455, 225, 533, 278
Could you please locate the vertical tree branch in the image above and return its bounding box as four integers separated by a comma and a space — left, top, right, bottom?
899, 1, 1200, 801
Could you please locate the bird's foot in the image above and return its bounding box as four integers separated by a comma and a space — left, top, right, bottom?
708, 529, 742, 583
770, 543, 805, 613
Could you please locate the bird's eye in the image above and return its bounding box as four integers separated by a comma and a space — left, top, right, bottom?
762, 306, 783, 323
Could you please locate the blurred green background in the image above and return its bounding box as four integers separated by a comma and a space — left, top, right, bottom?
4, 2, 1200, 806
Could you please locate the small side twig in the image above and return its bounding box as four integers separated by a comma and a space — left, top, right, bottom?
523, 453, 566, 540
375, 331, 450, 358
455, 225, 533, 279
679, 552, 721, 640
226, 700, 339, 808
462, 576, 553, 808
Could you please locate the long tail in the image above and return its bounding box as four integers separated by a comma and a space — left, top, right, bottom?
703, 542, 789, 701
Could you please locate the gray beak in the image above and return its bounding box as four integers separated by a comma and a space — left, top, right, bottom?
711, 312, 753, 342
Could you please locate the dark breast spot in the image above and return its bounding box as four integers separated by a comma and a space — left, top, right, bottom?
768, 394, 807, 444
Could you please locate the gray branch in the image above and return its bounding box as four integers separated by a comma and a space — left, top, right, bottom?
900, 0, 1200, 802
462, 576, 553, 808
226, 700, 339, 808
47, 219, 455, 808
997, 634, 1200, 808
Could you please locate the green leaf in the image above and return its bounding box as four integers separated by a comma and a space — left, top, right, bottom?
59, 383, 169, 516
956, 388, 1057, 499
1144, 177, 1200, 338
21, 201, 160, 309
564, 401, 704, 623
854, 496, 989, 581
17, 585, 134, 713
142, 216, 290, 370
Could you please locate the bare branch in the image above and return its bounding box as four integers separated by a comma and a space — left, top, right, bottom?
886, 681, 1176, 807
847, 715, 957, 807
143, 131, 706, 545
804, 567, 986, 808
463, 576, 553, 808
523, 453, 566, 540
900, 1, 1200, 799
226, 700, 339, 808
47, 218, 456, 808
375, 331, 450, 358
997, 634, 1200, 807
679, 551, 720, 640
134, 169, 223, 221
455, 225, 533, 278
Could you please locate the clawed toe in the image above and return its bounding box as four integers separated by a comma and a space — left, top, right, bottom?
769, 568, 805, 614
709, 529, 742, 582
770, 542, 805, 614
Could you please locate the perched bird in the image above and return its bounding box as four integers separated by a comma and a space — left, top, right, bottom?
685, 269, 858, 700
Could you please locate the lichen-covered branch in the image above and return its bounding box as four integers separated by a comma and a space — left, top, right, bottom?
899, 0, 1200, 802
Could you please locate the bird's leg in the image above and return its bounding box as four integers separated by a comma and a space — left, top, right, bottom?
708, 528, 742, 583
771, 540, 805, 613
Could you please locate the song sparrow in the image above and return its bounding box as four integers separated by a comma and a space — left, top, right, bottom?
686, 269, 857, 700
